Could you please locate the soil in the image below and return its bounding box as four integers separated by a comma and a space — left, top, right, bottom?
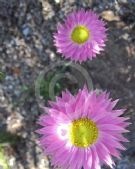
0, 0, 135, 169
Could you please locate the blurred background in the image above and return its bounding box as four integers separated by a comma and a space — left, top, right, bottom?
0, 0, 135, 169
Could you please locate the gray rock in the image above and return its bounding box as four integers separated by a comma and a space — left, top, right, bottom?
22, 25, 31, 37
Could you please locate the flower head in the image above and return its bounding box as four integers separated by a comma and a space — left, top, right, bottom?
54, 10, 107, 63
37, 87, 130, 169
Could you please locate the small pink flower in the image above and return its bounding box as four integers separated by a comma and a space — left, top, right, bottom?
54, 9, 107, 63
37, 87, 130, 169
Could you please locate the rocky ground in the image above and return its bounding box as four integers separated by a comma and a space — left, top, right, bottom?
0, 0, 135, 169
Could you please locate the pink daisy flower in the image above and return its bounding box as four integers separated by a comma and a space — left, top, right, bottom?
54, 10, 107, 63
36, 87, 130, 169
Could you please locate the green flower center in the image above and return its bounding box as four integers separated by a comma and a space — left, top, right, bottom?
69, 118, 98, 148
71, 25, 90, 44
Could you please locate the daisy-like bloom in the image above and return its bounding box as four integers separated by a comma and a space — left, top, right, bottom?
37, 87, 130, 169
54, 10, 107, 63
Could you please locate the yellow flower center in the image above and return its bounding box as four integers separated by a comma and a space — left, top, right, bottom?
69, 118, 98, 148
71, 25, 90, 44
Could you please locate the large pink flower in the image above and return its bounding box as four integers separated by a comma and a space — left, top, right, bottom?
54, 10, 107, 63
37, 87, 130, 169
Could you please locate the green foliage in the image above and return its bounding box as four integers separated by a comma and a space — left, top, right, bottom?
20, 85, 30, 92
0, 146, 10, 169
0, 131, 20, 145
0, 72, 5, 81
39, 64, 78, 101
0, 131, 21, 169
40, 75, 77, 101
40, 79, 50, 100
40, 73, 63, 100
